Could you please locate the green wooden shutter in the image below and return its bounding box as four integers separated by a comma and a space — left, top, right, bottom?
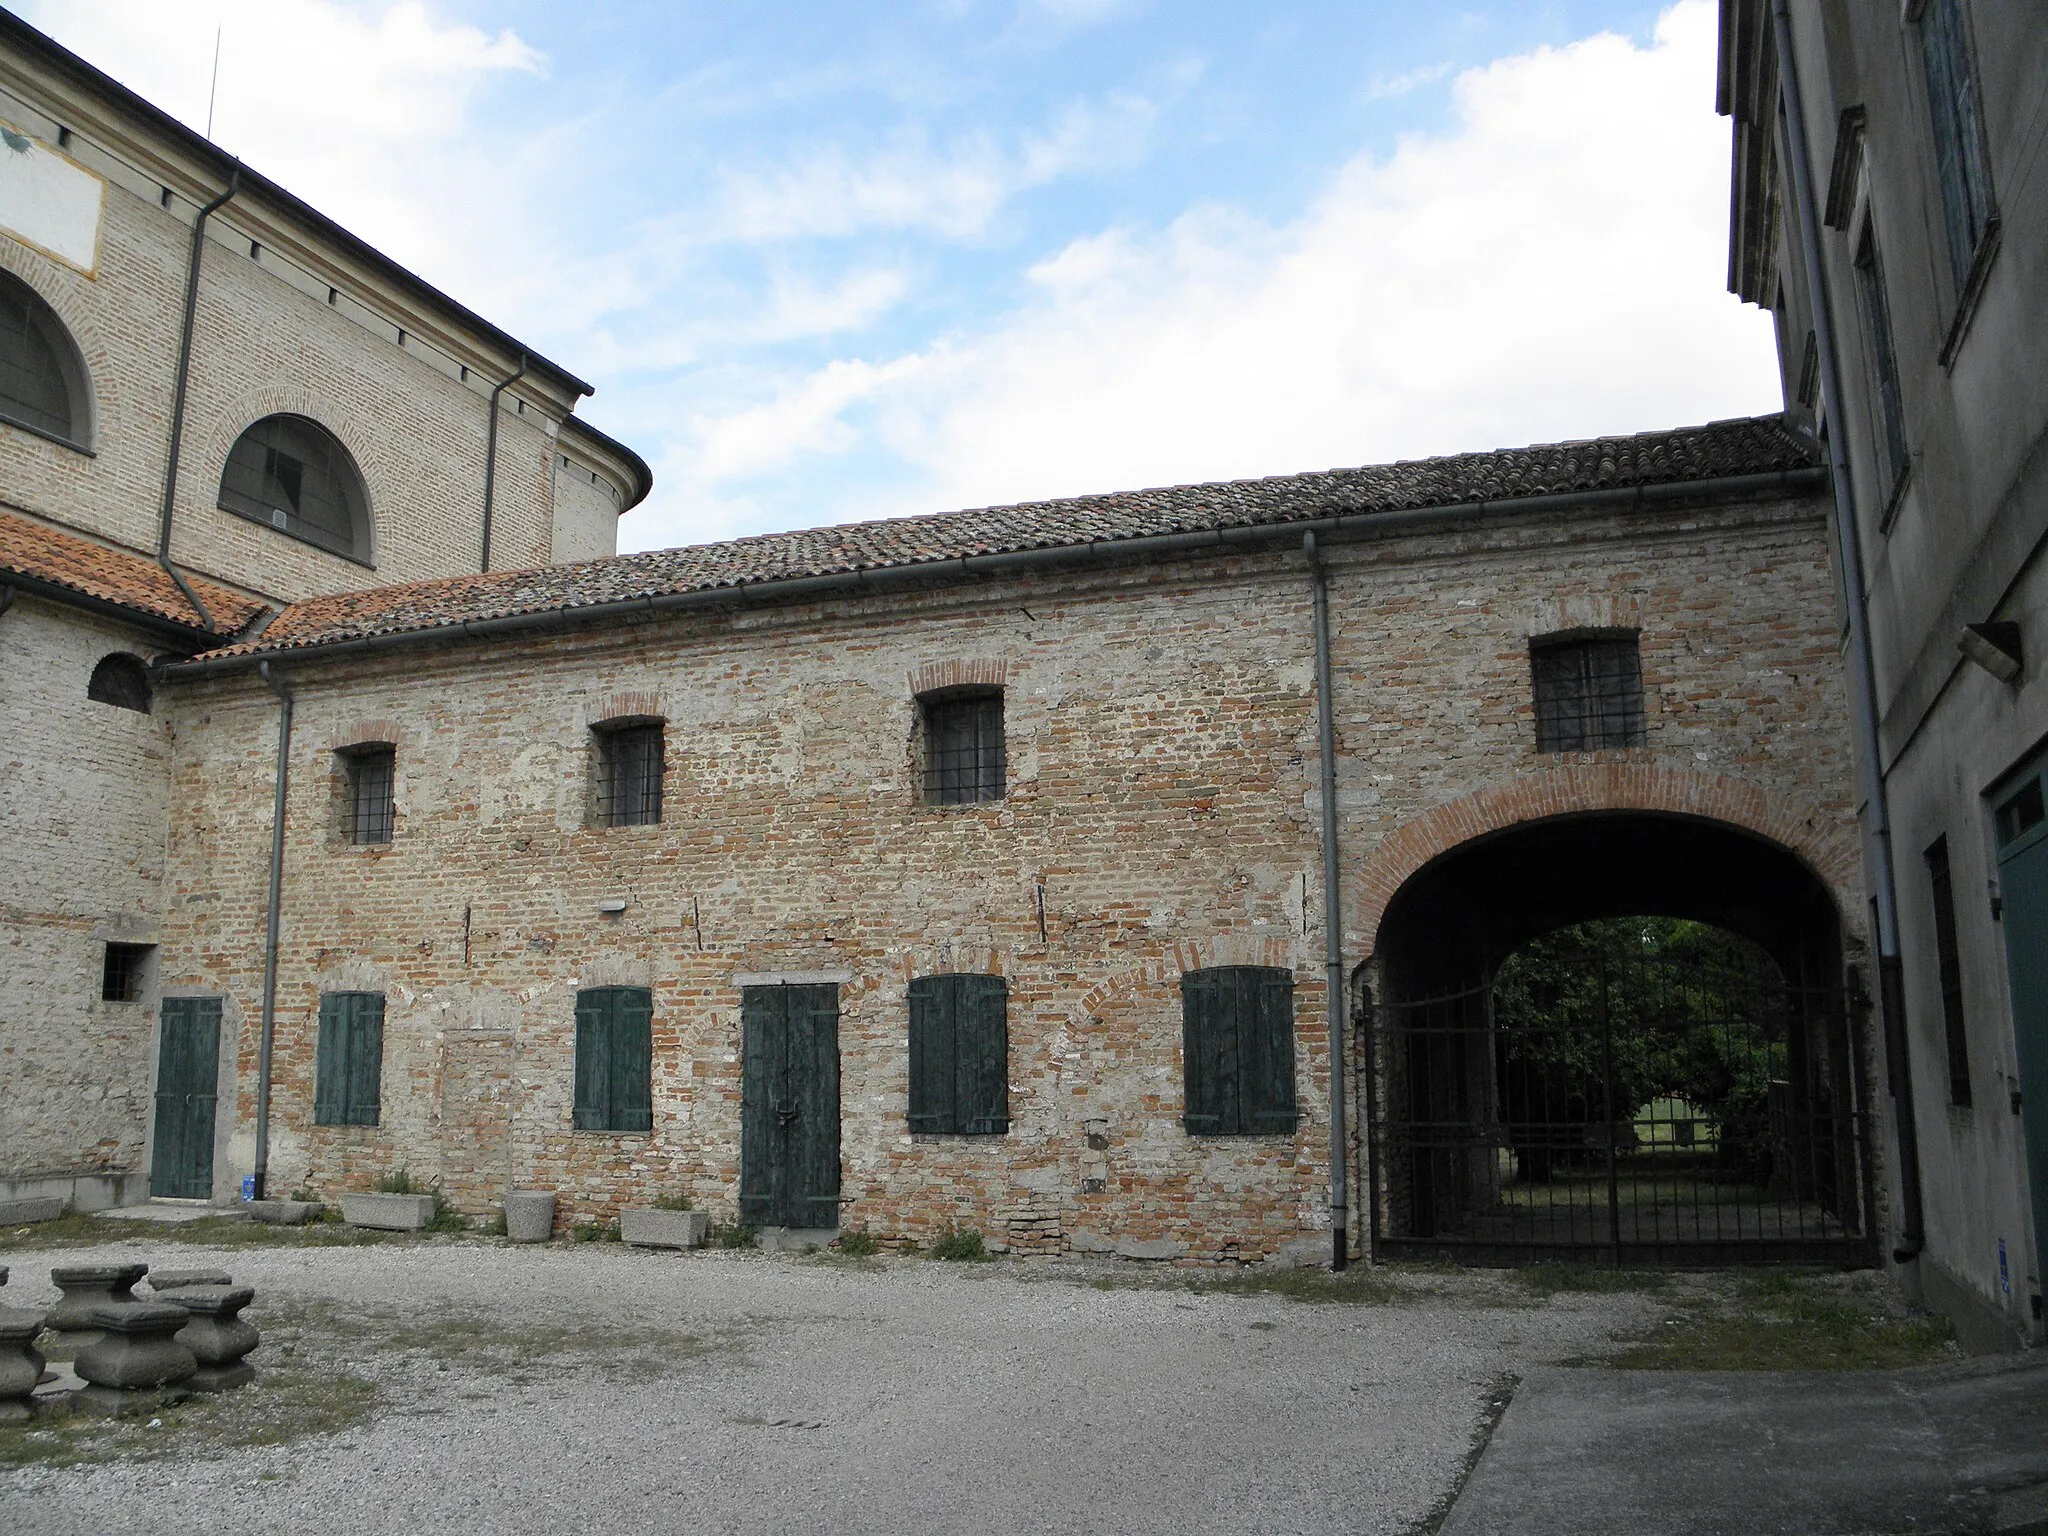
1182, 970, 1232, 1133
907, 976, 956, 1132
959, 975, 1009, 1135
315, 994, 347, 1126
738, 986, 779, 1225
346, 993, 385, 1126
1244, 968, 1299, 1134
573, 989, 611, 1130
612, 987, 654, 1132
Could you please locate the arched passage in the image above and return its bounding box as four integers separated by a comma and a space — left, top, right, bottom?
1364, 810, 1878, 1266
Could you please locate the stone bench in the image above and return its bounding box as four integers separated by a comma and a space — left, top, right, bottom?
147, 1269, 231, 1293
161, 1285, 260, 1390
73, 1301, 196, 1415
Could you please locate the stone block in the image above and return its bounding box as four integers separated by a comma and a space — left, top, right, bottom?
620, 1207, 708, 1250
0, 1305, 47, 1416
74, 1302, 196, 1391
247, 1199, 323, 1226
148, 1269, 231, 1292
339, 1192, 435, 1231
504, 1190, 556, 1243
1115, 1237, 1188, 1262
47, 1263, 148, 1334
1066, 1229, 1115, 1254
162, 1285, 259, 1391
0, 1197, 65, 1226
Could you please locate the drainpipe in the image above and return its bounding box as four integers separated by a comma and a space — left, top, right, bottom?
156, 168, 239, 634
480, 352, 528, 573
254, 660, 294, 1201
1305, 532, 1350, 1270
1771, 0, 1924, 1261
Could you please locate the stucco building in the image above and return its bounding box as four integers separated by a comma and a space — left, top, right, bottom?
1721, 0, 2046, 1346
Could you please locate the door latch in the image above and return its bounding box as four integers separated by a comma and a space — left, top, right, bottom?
776, 1100, 800, 1127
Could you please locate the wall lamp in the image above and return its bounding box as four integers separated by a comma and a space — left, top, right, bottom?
597, 898, 629, 916
1959, 621, 2023, 684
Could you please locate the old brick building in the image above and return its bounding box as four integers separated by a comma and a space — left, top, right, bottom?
2, 12, 1892, 1271
0, 13, 647, 1212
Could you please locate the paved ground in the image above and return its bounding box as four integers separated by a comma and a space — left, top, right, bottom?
0, 1237, 1655, 1536
1443, 1353, 2048, 1536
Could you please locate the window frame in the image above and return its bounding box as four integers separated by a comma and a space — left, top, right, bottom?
1915, 0, 1996, 293
100, 942, 153, 1003
1851, 221, 1911, 503
919, 686, 1006, 806
339, 743, 396, 846
1529, 630, 1647, 754
314, 990, 385, 1127
907, 973, 1010, 1135
0, 268, 91, 452
592, 717, 665, 828
573, 986, 654, 1133
217, 413, 374, 566
1924, 836, 1973, 1107
1181, 966, 1299, 1137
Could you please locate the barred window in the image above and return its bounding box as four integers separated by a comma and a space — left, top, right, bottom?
921, 688, 1004, 805
1925, 837, 1972, 1107
0, 269, 87, 448
219, 414, 372, 564
341, 745, 395, 845
101, 942, 153, 1002
1917, 0, 1995, 287
1853, 226, 1910, 494
595, 720, 664, 826
1530, 632, 1645, 752
315, 991, 385, 1126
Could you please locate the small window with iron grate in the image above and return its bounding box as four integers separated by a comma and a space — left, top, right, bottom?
339, 743, 396, 845
594, 719, 664, 827
101, 942, 153, 1002
920, 687, 1004, 805
1530, 631, 1646, 753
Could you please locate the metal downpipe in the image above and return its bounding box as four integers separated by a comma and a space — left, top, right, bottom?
1771, 0, 1924, 1260
480, 352, 529, 573
156, 168, 239, 634
1306, 531, 1350, 1270
254, 660, 294, 1201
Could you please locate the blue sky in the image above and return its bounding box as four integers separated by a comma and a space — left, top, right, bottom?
24, 1, 1780, 554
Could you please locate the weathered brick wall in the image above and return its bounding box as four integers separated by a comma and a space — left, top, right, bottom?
156, 487, 1864, 1256
0, 596, 175, 1176
0, 157, 562, 603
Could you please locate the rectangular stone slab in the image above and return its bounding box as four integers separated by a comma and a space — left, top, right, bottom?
619, 1208, 709, 1249
338, 1193, 435, 1231
0, 1197, 65, 1226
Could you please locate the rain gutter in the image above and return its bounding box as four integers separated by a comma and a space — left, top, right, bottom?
480, 352, 528, 573
253, 659, 294, 1201
1304, 530, 1349, 1271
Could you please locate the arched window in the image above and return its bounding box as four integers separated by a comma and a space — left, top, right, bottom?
87, 652, 152, 713
218, 414, 371, 563
0, 269, 90, 449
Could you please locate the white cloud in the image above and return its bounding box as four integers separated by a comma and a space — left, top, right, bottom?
1368, 61, 1455, 100
664, 0, 1780, 537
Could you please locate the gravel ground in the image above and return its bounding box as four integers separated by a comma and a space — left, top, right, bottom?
0, 1237, 1661, 1536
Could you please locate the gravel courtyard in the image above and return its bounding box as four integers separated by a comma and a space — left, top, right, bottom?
0, 1236, 1725, 1535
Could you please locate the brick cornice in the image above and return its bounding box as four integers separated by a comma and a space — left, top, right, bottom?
1354, 761, 1857, 954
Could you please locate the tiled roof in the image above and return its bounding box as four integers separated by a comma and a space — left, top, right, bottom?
0, 512, 267, 637
199, 415, 1816, 663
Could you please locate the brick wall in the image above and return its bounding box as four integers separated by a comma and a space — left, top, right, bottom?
155, 486, 1864, 1256
0, 595, 175, 1176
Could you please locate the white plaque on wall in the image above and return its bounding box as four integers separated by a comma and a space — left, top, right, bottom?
0, 121, 105, 276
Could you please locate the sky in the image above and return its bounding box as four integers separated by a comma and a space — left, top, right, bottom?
20, 0, 1783, 554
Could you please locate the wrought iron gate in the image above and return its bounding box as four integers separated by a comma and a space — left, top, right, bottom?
1367, 943, 1879, 1265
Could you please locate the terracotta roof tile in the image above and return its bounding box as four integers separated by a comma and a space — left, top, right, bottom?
0, 512, 267, 637
200, 415, 1816, 663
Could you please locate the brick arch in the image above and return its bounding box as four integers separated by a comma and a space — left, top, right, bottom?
1077, 934, 1305, 1017
1354, 762, 1858, 956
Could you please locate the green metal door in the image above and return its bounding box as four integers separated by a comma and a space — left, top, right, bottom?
1994, 759, 2048, 1292
739, 984, 841, 1229
150, 997, 221, 1199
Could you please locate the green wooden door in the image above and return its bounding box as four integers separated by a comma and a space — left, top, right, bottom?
1994, 761, 2048, 1289
739, 984, 841, 1229
151, 997, 221, 1199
